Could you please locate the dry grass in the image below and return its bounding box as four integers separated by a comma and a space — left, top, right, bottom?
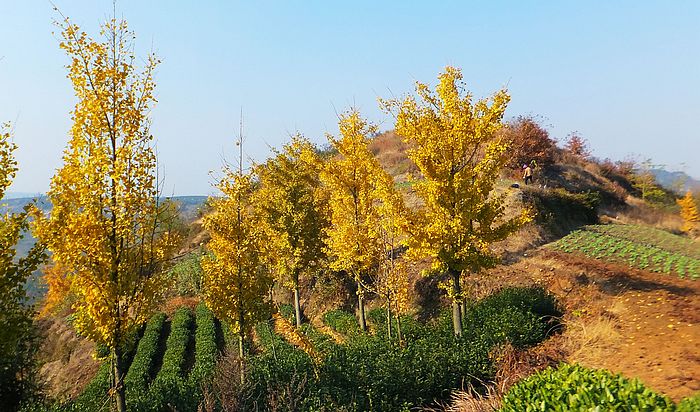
617, 196, 684, 232
161, 295, 200, 315
36, 317, 99, 401
368, 131, 418, 177
564, 314, 621, 368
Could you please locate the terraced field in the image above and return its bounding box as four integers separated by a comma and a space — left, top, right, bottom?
66, 303, 222, 411
548, 224, 700, 280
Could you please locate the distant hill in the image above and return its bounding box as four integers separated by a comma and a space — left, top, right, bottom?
1, 195, 207, 218
4, 191, 43, 199
651, 169, 700, 194
168, 195, 208, 221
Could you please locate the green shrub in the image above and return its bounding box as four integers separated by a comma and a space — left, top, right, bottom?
475, 286, 562, 320
500, 363, 675, 411
248, 322, 319, 408
70, 362, 112, 411
475, 287, 560, 344
190, 303, 217, 383
243, 319, 493, 411
277, 303, 296, 324
124, 313, 166, 408
462, 287, 561, 349
677, 392, 700, 412
320, 325, 493, 410
144, 307, 193, 411
323, 309, 360, 335
366, 307, 387, 328
468, 306, 546, 348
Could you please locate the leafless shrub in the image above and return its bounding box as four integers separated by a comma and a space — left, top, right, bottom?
199, 348, 255, 412
266, 372, 309, 412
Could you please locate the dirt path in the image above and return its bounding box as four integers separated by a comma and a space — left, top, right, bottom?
477, 249, 700, 401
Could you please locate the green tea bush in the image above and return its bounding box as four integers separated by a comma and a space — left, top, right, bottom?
465, 286, 562, 348
190, 303, 217, 383
145, 307, 193, 411
321, 325, 493, 410
475, 286, 562, 320
125, 312, 166, 404
500, 363, 675, 411
366, 307, 387, 328
278, 303, 296, 324
468, 306, 545, 348
244, 319, 492, 411
323, 309, 360, 335
677, 392, 700, 412
69, 362, 112, 411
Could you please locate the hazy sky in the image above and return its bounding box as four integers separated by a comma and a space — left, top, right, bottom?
1, 1, 698, 195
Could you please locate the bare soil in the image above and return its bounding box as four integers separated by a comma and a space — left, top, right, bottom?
476, 248, 700, 402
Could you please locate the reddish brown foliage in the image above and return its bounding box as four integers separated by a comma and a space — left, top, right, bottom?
564, 132, 590, 158
501, 116, 556, 171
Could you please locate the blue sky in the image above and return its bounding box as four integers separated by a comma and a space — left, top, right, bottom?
1, 1, 698, 195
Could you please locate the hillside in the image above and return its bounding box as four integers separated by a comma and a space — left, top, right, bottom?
29, 130, 700, 410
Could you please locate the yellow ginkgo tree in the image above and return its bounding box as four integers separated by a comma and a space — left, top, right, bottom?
372, 171, 410, 341
32, 19, 178, 412
677, 191, 700, 233
381, 66, 531, 336
253, 135, 328, 327
202, 138, 272, 381
321, 109, 392, 331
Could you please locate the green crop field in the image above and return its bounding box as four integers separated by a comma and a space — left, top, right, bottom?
548, 224, 700, 280
43, 303, 221, 412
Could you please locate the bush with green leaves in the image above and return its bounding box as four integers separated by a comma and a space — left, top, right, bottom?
124, 313, 166, 408
323, 309, 360, 335
500, 363, 675, 411
231, 286, 561, 411
677, 393, 700, 412
277, 303, 296, 324
464, 286, 562, 348
474, 286, 562, 320
68, 362, 112, 411
145, 307, 193, 411
190, 303, 217, 383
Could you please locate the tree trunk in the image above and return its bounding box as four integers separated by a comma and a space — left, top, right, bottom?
293, 287, 302, 328
451, 269, 463, 337
238, 307, 246, 384
396, 315, 403, 343
358, 284, 367, 332
386, 304, 392, 339
238, 333, 245, 384
112, 347, 127, 412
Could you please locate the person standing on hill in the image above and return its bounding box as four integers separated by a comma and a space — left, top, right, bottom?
523, 164, 533, 185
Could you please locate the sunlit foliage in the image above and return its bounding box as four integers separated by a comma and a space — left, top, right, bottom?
254, 135, 328, 327
31, 19, 178, 411
321, 109, 396, 331
202, 157, 272, 368
381, 66, 531, 335
678, 191, 700, 233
